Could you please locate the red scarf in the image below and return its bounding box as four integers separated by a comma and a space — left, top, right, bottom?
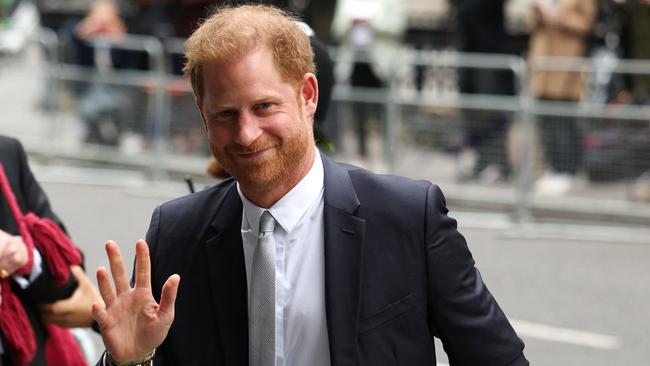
0, 164, 87, 366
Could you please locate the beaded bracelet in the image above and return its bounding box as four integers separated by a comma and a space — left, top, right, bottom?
105, 349, 155, 366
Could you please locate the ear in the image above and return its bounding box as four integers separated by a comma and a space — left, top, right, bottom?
195, 96, 209, 131
301, 73, 319, 122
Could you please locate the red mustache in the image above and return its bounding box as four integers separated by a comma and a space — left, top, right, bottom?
224, 136, 281, 155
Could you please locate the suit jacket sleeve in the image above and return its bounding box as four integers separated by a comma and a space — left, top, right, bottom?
424, 185, 528, 365
3, 137, 77, 303
14, 138, 65, 227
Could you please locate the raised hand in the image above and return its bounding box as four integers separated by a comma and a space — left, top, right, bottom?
92, 240, 180, 363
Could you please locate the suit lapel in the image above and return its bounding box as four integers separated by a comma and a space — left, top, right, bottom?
204, 182, 248, 365
201, 156, 366, 366
322, 155, 365, 366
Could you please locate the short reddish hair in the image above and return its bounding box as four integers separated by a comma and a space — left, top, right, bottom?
184, 5, 315, 99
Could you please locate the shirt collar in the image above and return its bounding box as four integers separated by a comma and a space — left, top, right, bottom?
238, 147, 324, 235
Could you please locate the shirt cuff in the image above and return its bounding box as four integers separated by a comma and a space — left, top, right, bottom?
13, 246, 43, 289
103, 352, 154, 366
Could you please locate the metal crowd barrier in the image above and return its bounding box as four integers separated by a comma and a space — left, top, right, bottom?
1, 28, 650, 224
330, 48, 650, 223
1, 29, 204, 177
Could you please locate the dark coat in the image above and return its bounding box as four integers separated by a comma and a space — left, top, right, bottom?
135, 153, 528, 365
0, 136, 77, 366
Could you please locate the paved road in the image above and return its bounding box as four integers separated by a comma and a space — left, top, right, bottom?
31, 165, 650, 365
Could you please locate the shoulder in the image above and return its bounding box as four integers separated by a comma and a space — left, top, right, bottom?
343, 162, 435, 202
0, 135, 22, 156
328, 160, 446, 222
0, 136, 27, 176
158, 177, 237, 216
329, 161, 454, 243
152, 177, 239, 232
0, 134, 19, 146
147, 178, 238, 246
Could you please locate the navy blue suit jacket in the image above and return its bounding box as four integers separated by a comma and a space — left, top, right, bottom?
139, 153, 527, 365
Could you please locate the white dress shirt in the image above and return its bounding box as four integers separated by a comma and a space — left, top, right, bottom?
238, 148, 331, 366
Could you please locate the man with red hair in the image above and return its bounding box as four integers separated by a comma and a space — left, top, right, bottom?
93, 5, 528, 366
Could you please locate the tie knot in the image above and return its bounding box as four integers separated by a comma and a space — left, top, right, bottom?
259, 211, 275, 234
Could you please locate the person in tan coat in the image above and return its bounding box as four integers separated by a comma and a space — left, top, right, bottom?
528, 0, 597, 195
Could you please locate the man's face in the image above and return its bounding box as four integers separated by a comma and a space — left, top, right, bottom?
197, 47, 318, 196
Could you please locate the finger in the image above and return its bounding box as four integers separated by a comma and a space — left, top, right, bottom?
106, 241, 130, 295
91, 302, 107, 328
134, 240, 151, 289
70, 265, 87, 283
71, 265, 98, 298
158, 274, 180, 321
97, 266, 117, 307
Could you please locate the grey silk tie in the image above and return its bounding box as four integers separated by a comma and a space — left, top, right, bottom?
249, 210, 276, 366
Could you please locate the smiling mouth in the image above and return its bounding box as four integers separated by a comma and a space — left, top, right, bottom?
236, 146, 274, 159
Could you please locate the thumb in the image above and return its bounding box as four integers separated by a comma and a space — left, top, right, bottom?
70, 265, 89, 283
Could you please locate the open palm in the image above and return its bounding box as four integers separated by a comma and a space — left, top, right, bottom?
92, 240, 180, 363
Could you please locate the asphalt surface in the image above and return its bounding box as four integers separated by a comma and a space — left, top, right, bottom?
33, 166, 650, 365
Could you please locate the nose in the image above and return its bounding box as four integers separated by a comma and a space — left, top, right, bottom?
234, 111, 263, 147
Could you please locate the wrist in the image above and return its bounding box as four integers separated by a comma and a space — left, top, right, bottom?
105, 349, 155, 366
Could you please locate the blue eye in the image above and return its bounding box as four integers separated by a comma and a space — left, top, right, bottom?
257, 102, 272, 110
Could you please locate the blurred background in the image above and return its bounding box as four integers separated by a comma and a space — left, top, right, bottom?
1, 0, 650, 364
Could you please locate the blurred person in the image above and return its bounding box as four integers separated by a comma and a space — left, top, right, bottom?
91, 5, 528, 366
528, 0, 598, 195
619, 0, 650, 104
0, 0, 39, 55
0, 135, 102, 366
619, 0, 650, 201
68, 0, 176, 146
452, 0, 515, 183
70, 0, 328, 69
330, 0, 406, 159
298, 0, 338, 44
69, 0, 332, 151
